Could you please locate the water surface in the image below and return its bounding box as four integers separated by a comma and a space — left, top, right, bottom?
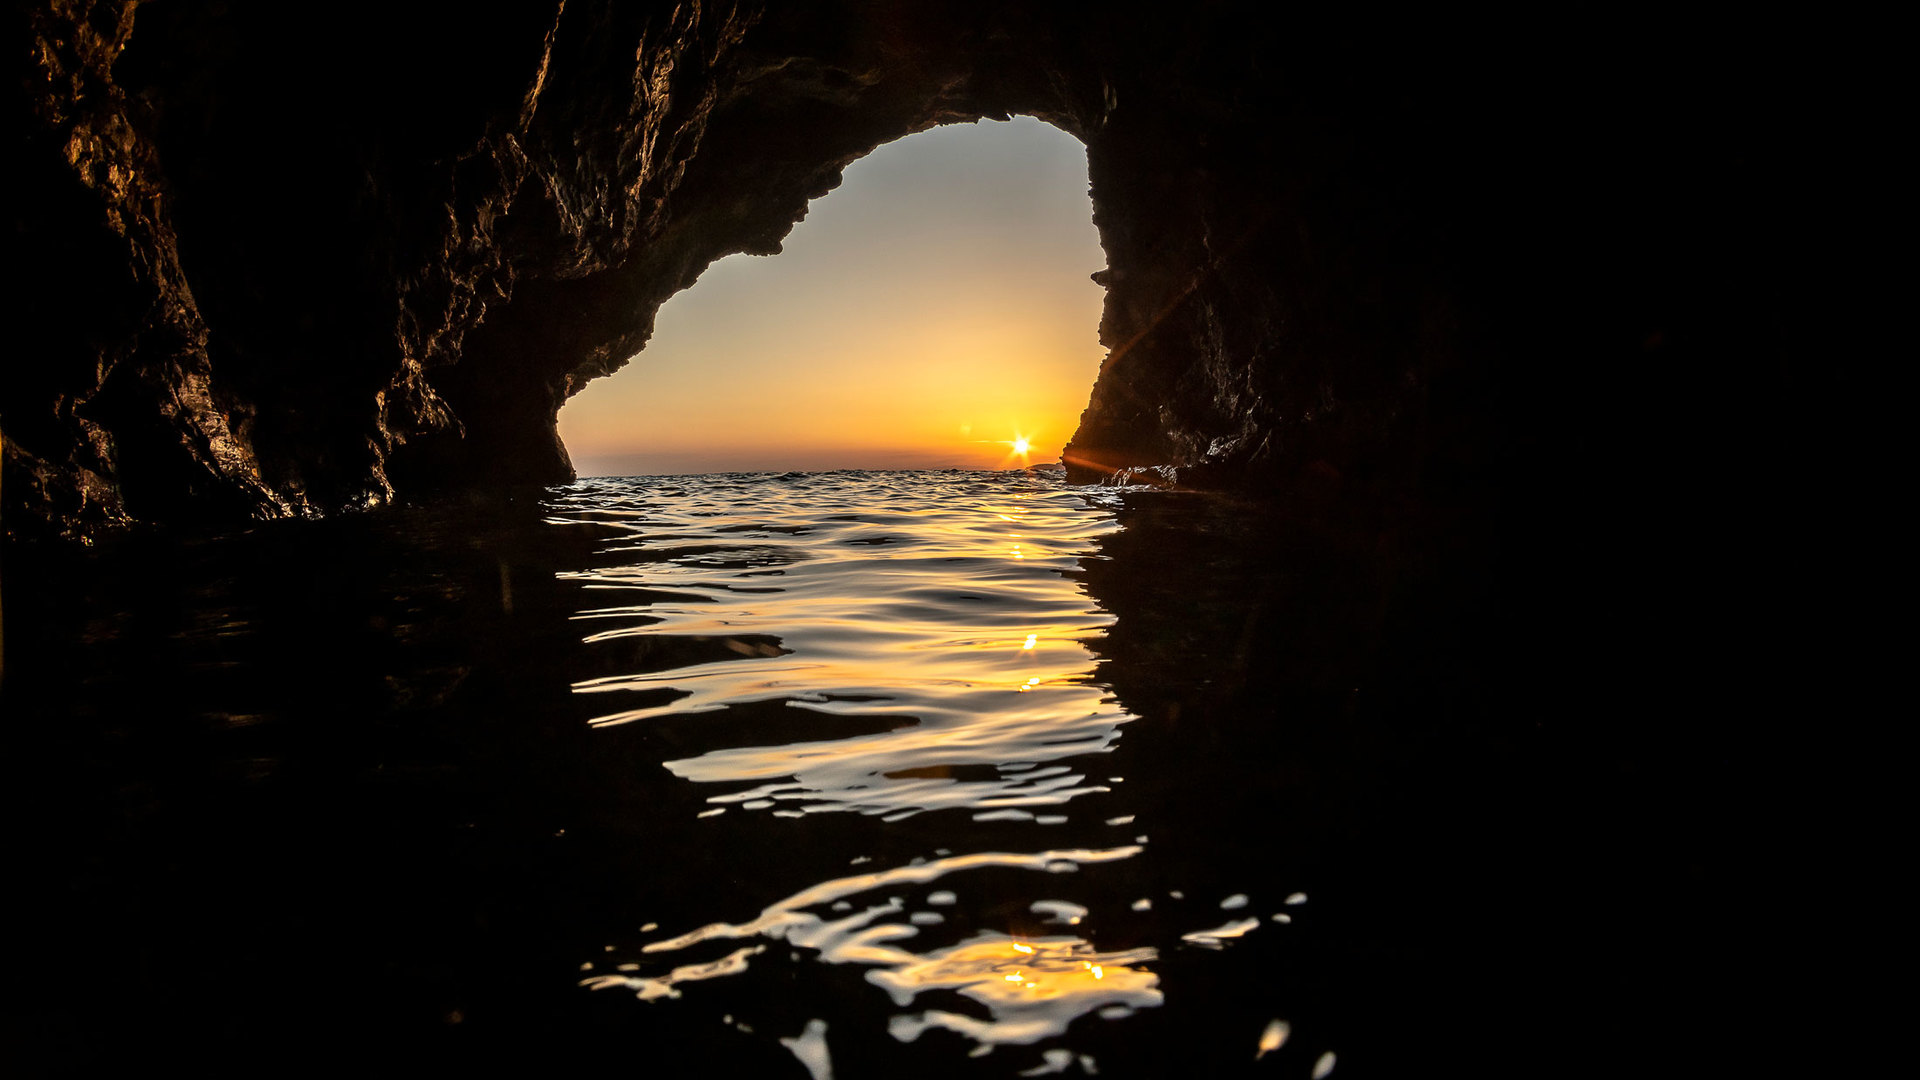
549, 471, 1296, 1071
3, 469, 1541, 1077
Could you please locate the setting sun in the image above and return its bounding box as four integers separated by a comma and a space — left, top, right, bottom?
1011, 437, 1031, 456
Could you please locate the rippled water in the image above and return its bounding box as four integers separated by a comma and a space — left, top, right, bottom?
555, 473, 1128, 815
549, 472, 1261, 1067
5, 468, 1547, 1076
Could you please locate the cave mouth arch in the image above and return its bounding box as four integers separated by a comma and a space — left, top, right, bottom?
556, 118, 1106, 478
10, 0, 1556, 539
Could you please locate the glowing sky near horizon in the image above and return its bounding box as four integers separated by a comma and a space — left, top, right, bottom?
557, 116, 1105, 476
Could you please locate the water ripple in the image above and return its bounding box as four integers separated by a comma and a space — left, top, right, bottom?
585, 845, 1156, 1053
551, 471, 1126, 820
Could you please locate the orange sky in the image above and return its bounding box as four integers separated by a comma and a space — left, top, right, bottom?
558, 117, 1105, 476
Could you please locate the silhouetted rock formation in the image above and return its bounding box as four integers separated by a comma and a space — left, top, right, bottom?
6, 0, 1814, 539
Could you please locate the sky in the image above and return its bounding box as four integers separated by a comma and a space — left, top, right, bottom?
557, 116, 1106, 476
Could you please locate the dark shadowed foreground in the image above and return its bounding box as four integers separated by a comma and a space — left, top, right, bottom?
0, 472, 1759, 1076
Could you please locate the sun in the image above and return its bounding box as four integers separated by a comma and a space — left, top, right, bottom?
987, 431, 1038, 469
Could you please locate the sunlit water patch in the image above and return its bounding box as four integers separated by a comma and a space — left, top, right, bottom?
550, 471, 1129, 821
550, 471, 1313, 1073
583, 845, 1157, 1053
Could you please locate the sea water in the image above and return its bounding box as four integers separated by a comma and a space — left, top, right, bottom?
549, 471, 1299, 1071
4, 469, 1511, 1076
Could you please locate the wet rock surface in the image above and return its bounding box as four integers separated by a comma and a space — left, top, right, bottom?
7, 1, 1820, 539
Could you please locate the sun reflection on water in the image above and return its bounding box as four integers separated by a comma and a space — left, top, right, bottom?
583, 845, 1157, 1054
876, 934, 1161, 1048
548, 473, 1322, 1071
550, 473, 1127, 821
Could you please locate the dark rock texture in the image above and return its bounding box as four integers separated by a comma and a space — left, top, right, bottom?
6, 0, 1822, 539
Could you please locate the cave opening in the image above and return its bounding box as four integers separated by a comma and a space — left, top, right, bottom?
555, 117, 1105, 478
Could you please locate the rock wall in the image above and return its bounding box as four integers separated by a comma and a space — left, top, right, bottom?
5, 1, 1818, 539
